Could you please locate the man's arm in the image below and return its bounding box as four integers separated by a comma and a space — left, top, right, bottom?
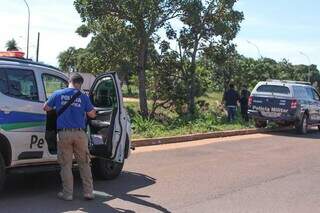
87, 109, 96, 119
43, 93, 56, 112
43, 104, 53, 112
84, 95, 96, 119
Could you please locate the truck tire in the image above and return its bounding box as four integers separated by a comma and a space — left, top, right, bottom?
254, 120, 267, 128
295, 114, 308, 134
0, 153, 6, 191
92, 158, 124, 180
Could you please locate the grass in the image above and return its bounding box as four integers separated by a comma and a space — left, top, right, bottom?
124, 91, 254, 139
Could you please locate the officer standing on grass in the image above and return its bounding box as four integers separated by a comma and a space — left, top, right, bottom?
222, 84, 240, 122
240, 85, 251, 122
43, 73, 96, 201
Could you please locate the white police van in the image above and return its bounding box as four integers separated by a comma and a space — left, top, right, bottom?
0, 52, 132, 190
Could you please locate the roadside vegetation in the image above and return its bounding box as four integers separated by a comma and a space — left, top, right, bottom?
125, 90, 253, 139
54, 0, 319, 139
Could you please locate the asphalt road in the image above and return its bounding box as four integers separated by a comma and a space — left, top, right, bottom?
2, 129, 320, 213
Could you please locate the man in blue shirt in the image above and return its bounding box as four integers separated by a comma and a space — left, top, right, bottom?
44, 73, 96, 201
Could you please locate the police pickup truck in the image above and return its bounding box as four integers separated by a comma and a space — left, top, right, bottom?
0, 51, 132, 191
248, 79, 320, 134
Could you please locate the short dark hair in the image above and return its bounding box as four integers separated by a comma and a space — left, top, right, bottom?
70, 73, 84, 85
229, 84, 235, 89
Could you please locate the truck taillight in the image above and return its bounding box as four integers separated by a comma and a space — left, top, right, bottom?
291, 99, 298, 109
248, 96, 253, 107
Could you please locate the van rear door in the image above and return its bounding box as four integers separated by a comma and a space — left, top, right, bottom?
88, 72, 126, 163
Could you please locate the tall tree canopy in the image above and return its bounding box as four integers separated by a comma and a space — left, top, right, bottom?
74, 0, 182, 117
175, 0, 244, 114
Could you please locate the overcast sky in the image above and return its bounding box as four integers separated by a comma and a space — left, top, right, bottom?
0, 0, 319, 67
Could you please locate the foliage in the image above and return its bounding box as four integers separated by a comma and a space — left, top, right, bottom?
74, 0, 182, 117
5, 39, 19, 51
174, 0, 243, 114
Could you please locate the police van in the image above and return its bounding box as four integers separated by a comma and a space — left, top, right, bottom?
248, 79, 320, 134
0, 51, 132, 190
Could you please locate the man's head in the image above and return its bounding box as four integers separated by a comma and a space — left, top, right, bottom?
242, 84, 248, 89
69, 73, 84, 89
229, 84, 235, 89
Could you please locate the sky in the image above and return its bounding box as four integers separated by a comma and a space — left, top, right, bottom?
0, 0, 319, 67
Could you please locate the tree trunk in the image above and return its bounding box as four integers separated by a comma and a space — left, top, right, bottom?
188, 62, 196, 115
137, 37, 149, 117
187, 38, 199, 115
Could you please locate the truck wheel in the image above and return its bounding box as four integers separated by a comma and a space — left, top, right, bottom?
296, 114, 308, 134
0, 153, 6, 191
92, 158, 124, 180
254, 120, 267, 128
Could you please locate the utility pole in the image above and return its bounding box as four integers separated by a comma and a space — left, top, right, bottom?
23, 0, 30, 59
299, 51, 311, 82
247, 40, 263, 59
36, 32, 40, 62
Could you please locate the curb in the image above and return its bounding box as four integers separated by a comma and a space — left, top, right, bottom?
132, 128, 280, 147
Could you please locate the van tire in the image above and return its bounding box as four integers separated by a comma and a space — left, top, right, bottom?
0, 153, 6, 191
296, 114, 308, 134
254, 120, 267, 128
92, 158, 124, 180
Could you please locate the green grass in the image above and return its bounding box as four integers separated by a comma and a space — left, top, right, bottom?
125, 91, 254, 139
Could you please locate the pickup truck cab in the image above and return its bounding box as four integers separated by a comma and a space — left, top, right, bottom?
0, 52, 132, 191
248, 79, 320, 134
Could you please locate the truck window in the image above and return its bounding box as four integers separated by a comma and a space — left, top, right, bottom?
91, 76, 117, 108
6, 68, 39, 102
256, 85, 290, 94
0, 69, 8, 95
312, 89, 320, 101
42, 74, 68, 99
306, 87, 318, 100
293, 86, 308, 99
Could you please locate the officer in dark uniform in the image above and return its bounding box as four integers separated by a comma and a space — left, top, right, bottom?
222, 84, 240, 122
240, 85, 251, 122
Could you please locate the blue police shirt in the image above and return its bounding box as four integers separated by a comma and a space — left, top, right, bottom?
46, 88, 94, 129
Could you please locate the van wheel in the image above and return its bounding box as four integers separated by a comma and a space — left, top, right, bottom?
0, 153, 6, 191
92, 158, 124, 180
254, 120, 267, 128
296, 114, 308, 134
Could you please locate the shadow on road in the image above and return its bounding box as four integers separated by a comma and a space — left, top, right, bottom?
0, 170, 170, 213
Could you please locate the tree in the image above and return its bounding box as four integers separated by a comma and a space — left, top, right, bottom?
74, 0, 182, 117
5, 39, 19, 51
176, 0, 243, 114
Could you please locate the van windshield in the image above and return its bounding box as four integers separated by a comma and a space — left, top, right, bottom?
256, 85, 290, 94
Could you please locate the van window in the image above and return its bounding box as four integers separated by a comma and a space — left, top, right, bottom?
6, 69, 39, 101
42, 74, 68, 99
256, 85, 290, 94
0, 69, 8, 94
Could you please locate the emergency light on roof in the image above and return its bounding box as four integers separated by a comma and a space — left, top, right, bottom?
0, 51, 25, 58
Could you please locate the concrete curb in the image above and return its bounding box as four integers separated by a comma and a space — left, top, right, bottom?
132, 128, 279, 147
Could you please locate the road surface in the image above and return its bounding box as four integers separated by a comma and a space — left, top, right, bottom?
2, 129, 320, 213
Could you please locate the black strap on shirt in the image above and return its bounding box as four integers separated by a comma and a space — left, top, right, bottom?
57, 90, 82, 117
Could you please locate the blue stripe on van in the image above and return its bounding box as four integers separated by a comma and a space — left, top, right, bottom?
0, 111, 46, 124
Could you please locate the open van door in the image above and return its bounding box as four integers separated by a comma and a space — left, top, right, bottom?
88, 72, 127, 165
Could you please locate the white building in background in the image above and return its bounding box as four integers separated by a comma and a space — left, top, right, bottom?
67, 72, 96, 92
